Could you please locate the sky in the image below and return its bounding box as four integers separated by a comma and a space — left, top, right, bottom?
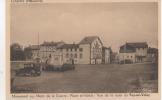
11, 2, 158, 52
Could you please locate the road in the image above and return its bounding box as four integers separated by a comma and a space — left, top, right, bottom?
12, 63, 158, 93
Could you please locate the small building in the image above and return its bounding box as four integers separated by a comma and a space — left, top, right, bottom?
147, 47, 158, 63
102, 47, 112, 64
119, 42, 148, 63
111, 52, 119, 64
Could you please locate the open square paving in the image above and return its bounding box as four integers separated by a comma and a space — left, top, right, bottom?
12, 63, 158, 93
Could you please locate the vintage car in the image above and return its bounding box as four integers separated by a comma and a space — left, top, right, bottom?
15, 63, 41, 76
120, 59, 133, 64
45, 63, 75, 71
61, 63, 75, 71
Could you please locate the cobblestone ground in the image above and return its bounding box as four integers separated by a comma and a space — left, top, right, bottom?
12, 63, 158, 93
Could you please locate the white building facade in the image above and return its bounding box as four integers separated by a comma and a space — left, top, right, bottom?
119, 42, 148, 63
102, 47, 112, 64
79, 36, 103, 64
58, 44, 81, 64
39, 41, 65, 62
57, 36, 103, 64
29, 36, 108, 65
119, 53, 136, 63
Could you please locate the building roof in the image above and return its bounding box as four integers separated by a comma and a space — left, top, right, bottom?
119, 42, 148, 53
79, 36, 102, 45
119, 45, 135, 53
58, 44, 79, 49
126, 42, 148, 48
41, 41, 65, 47
26, 45, 40, 50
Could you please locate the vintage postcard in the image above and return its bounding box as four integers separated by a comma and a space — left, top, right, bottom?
6, 0, 160, 100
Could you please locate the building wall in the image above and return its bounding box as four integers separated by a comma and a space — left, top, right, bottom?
147, 54, 155, 62
119, 53, 136, 63
39, 46, 57, 60
105, 49, 111, 64
135, 48, 147, 56
147, 53, 158, 63
60, 38, 102, 65
119, 47, 148, 63
102, 49, 111, 64
61, 48, 80, 64
90, 38, 103, 64
79, 44, 90, 64
34, 44, 91, 65
48, 51, 63, 66
135, 48, 148, 62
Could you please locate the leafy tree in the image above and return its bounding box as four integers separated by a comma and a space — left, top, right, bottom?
10, 43, 25, 61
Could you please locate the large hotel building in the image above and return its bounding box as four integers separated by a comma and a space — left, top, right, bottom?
27, 36, 111, 64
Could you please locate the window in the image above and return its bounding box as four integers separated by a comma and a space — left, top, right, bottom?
71, 48, 73, 51
75, 48, 77, 51
131, 56, 133, 58
80, 53, 83, 59
49, 54, 52, 58
71, 54, 73, 58
66, 53, 69, 58
66, 48, 68, 52
74, 53, 77, 58
79, 48, 83, 52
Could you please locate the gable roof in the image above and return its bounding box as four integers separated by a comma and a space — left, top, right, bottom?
58, 44, 79, 49
79, 36, 103, 45
26, 45, 40, 50
119, 44, 135, 53
41, 41, 65, 47
119, 42, 148, 53
126, 42, 148, 48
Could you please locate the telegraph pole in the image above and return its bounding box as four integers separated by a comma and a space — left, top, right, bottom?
37, 32, 40, 58
124, 42, 126, 64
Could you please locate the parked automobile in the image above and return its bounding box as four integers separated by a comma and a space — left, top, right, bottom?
120, 59, 133, 64
61, 63, 75, 71
15, 63, 41, 76
45, 63, 75, 71
45, 64, 61, 71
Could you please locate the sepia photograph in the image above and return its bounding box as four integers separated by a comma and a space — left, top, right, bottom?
10, 1, 158, 93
